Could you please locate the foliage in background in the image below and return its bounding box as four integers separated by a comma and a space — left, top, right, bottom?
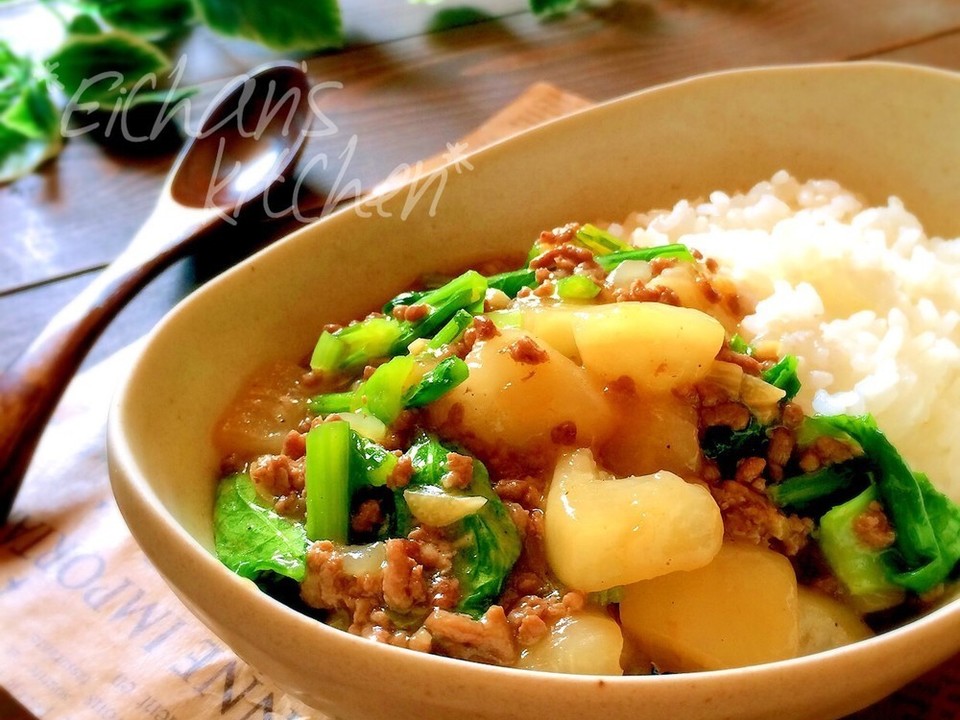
0, 0, 578, 183
0, 42, 61, 183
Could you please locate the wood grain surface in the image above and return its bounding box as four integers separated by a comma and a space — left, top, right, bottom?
2, 1, 960, 718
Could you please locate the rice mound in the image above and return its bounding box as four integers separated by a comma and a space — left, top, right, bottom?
613, 170, 960, 501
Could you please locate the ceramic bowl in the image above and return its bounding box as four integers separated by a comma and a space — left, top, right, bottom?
109, 62, 960, 720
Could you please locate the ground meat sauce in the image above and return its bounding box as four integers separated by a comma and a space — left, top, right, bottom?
213, 217, 953, 674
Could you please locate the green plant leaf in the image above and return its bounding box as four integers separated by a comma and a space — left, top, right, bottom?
86, 0, 195, 37
192, 0, 343, 51
529, 0, 579, 16
214, 473, 309, 582
398, 433, 521, 617
47, 30, 171, 107
67, 13, 104, 36
0, 42, 62, 183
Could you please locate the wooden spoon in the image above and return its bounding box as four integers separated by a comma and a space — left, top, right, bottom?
0, 61, 313, 523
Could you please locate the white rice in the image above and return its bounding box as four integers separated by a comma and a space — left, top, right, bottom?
612, 171, 960, 501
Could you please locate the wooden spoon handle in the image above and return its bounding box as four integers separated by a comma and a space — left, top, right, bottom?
0, 207, 214, 522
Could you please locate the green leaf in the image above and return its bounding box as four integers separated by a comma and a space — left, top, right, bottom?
729, 334, 753, 356
768, 460, 870, 518
453, 458, 522, 617
398, 433, 521, 617
67, 14, 104, 35
809, 414, 960, 593
213, 473, 308, 583
403, 356, 469, 407
529, 0, 580, 16
310, 316, 403, 375
486, 268, 536, 298
1, 79, 59, 140
87, 0, 195, 37
192, 0, 344, 51
47, 30, 171, 107
818, 485, 904, 610
0, 42, 62, 183
700, 417, 768, 478
357, 355, 416, 424
382, 289, 427, 316
762, 354, 801, 401
391, 270, 488, 353
351, 434, 398, 490
427, 309, 473, 350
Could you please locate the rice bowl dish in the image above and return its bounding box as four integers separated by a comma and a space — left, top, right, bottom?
107, 62, 960, 720
208, 170, 960, 675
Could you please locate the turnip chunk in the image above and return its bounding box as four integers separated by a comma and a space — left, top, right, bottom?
544, 449, 722, 592
599, 390, 701, 478
572, 302, 725, 392
619, 542, 800, 672
517, 302, 591, 361
517, 611, 624, 675
429, 329, 612, 450
797, 587, 873, 656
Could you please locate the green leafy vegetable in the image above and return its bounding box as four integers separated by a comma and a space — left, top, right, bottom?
84, 0, 195, 37
403, 356, 469, 407
595, 244, 695, 272
454, 461, 523, 617
309, 331, 346, 373
312, 317, 404, 373
214, 473, 308, 582
0, 42, 62, 183
818, 484, 904, 611
768, 460, 869, 518
351, 434, 398, 490
427, 309, 473, 350
529, 0, 580, 16
762, 354, 801, 401
486, 268, 536, 298
308, 391, 353, 415
401, 433, 521, 617
356, 355, 416, 424
391, 270, 488, 353
729, 334, 753, 356
575, 223, 632, 255
305, 420, 352, 543
556, 274, 601, 300
382, 289, 426, 316
47, 30, 173, 107
807, 414, 960, 593
700, 417, 768, 478
193, 0, 343, 51
66, 14, 104, 36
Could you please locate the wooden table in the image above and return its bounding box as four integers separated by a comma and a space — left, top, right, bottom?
1, 1, 959, 718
